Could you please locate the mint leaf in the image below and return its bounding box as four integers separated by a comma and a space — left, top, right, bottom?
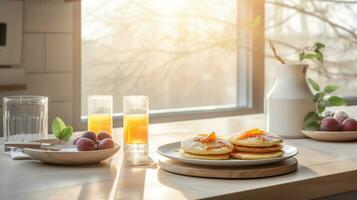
324, 85, 338, 93
60, 126, 73, 142
307, 78, 320, 91
52, 117, 66, 139
328, 96, 346, 106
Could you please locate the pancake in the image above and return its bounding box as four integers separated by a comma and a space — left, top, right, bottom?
231, 150, 284, 160
229, 129, 282, 147
180, 150, 230, 160
235, 144, 283, 153
181, 133, 234, 155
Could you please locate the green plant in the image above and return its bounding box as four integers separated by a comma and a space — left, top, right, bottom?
300, 42, 346, 130
303, 79, 346, 130
52, 117, 73, 142
299, 42, 326, 64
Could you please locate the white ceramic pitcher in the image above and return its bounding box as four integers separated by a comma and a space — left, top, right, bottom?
267, 64, 314, 138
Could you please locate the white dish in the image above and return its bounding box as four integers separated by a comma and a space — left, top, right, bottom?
156, 142, 298, 166
24, 143, 120, 165
301, 130, 357, 142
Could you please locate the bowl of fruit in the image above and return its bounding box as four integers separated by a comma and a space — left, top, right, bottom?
24, 131, 120, 165
301, 111, 357, 142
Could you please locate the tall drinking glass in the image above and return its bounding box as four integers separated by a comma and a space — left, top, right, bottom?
3, 96, 48, 143
123, 96, 149, 165
87, 95, 113, 134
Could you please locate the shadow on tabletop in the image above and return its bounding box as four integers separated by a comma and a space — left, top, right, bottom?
156, 163, 319, 199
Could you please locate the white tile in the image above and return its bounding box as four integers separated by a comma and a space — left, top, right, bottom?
21, 33, 46, 72
0, 73, 73, 102
46, 34, 73, 72
24, 0, 73, 33
49, 102, 73, 130
26, 73, 73, 101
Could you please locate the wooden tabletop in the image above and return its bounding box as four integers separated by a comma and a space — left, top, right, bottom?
1, 107, 357, 200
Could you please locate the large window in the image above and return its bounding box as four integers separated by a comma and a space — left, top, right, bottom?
265, 0, 357, 104
81, 0, 264, 124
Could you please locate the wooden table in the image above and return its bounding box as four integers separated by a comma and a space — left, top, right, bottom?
1, 108, 357, 200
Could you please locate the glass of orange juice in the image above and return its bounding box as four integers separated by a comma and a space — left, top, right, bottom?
123, 95, 149, 165
88, 95, 113, 135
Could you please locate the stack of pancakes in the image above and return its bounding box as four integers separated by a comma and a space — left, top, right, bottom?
229, 129, 284, 160
180, 132, 234, 160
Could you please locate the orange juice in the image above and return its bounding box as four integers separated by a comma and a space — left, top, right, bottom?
124, 114, 148, 144
88, 114, 113, 134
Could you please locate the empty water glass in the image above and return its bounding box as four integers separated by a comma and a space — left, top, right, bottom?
3, 96, 48, 143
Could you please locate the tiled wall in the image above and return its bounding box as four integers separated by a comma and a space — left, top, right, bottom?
1, 0, 75, 135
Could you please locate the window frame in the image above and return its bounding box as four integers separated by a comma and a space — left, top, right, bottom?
73, 0, 265, 130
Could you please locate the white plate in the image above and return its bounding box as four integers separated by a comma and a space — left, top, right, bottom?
24, 144, 120, 165
156, 142, 298, 166
301, 130, 357, 142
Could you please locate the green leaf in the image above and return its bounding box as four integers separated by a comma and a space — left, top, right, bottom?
303, 111, 320, 126
317, 103, 325, 114
314, 42, 325, 50
313, 92, 325, 102
301, 53, 316, 61
60, 126, 73, 142
303, 121, 320, 131
314, 51, 324, 63
328, 96, 346, 106
307, 78, 320, 91
299, 52, 304, 61
52, 117, 66, 139
324, 85, 338, 93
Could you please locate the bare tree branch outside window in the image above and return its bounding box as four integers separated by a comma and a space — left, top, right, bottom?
82, 0, 357, 115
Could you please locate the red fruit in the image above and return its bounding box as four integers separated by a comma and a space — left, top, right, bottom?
76, 138, 96, 151
336, 116, 349, 125
73, 137, 80, 145
97, 131, 112, 141
321, 117, 340, 131
341, 119, 357, 131
334, 111, 349, 119
98, 138, 114, 150
81, 131, 97, 142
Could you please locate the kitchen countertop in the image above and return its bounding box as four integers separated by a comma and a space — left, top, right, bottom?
1, 107, 357, 200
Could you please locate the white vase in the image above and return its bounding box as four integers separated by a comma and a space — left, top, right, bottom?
267, 64, 315, 138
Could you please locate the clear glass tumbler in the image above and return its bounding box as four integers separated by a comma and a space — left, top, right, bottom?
3, 96, 48, 142
123, 96, 149, 165
87, 95, 113, 134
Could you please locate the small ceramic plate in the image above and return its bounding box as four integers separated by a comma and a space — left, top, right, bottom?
156, 142, 298, 166
301, 130, 357, 142
24, 144, 120, 165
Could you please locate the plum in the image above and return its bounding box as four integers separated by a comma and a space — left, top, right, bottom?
81, 131, 97, 142
336, 116, 349, 125
334, 111, 349, 120
97, 131, 112, 141
98, 138, 114, 150
76, 138, 97, 151
341, 118, 357, 131
321, 117, 340, 131
72, 137, 80, 145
